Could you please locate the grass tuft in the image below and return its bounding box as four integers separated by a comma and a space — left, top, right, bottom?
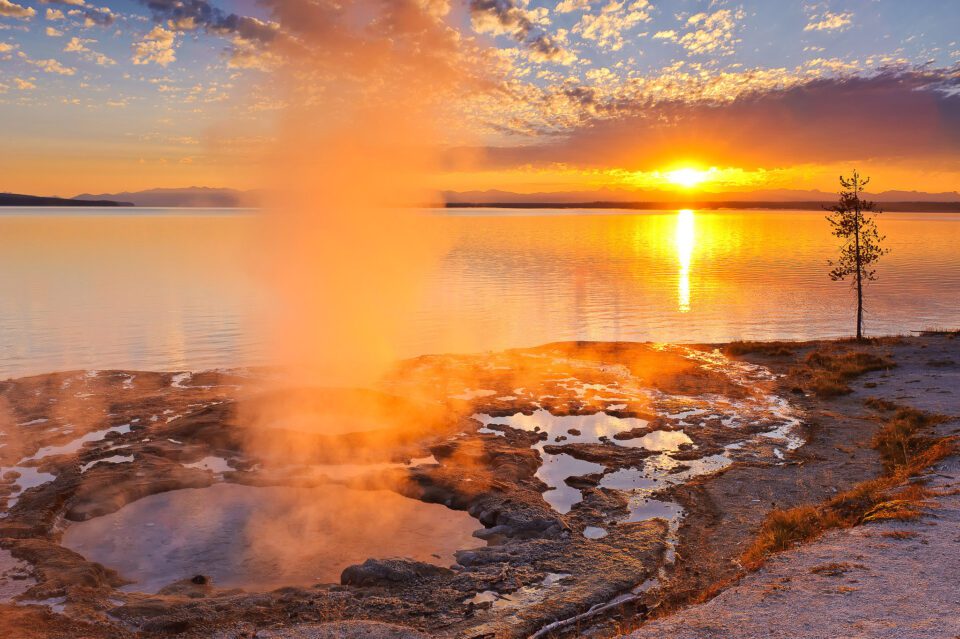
864, 396, 902, 412
741, 402, 954, 570
873, 408, 947, 473
880, 530, 918, 540
860, 499, 923, 523
796, 349, 896, 397
724, 341, 796, 357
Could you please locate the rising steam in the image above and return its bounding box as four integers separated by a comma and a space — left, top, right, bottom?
219, 1, 508, 580
253, 0, 492, 387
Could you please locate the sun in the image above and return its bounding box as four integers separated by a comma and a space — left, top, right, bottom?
665, 167, 713, 188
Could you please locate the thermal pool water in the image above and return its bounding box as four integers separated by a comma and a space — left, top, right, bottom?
62, 483, 484, 593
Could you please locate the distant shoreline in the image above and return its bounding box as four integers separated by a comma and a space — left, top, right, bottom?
0, 193, 132, 207
4, 193, 960, 213
445, 200, 960, 213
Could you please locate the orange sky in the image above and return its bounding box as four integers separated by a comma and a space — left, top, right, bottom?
1, 0, 959, 198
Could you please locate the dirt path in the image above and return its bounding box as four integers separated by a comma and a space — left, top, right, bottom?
626, 335, 960, 639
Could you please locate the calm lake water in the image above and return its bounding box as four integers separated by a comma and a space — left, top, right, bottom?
1, 207, 958, 378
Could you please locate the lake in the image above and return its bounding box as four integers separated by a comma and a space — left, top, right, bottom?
1, 207, 958, 378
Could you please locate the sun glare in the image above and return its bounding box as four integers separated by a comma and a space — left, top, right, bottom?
666, 167, 713, 188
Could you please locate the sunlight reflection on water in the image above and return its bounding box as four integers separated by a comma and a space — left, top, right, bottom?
676, 209, 695, 313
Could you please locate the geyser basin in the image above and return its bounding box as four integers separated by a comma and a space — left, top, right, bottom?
62, 483, 483, 593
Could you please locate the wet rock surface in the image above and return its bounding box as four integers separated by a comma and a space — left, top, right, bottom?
1, 339, 907, 638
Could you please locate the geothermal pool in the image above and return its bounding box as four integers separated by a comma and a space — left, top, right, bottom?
62, 483, 484, 593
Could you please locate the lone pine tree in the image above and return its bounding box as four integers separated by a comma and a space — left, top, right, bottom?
826, 170, 889, 340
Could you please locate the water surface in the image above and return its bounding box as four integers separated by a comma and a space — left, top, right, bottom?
1, 207, 957, 377
62, 482, 482, 592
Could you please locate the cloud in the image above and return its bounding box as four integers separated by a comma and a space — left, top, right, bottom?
0, 0, 36, 19
805, 11, 853, 32
82, 7, 115, 27
573, 0, 653, 51
0, 41, 16, 52
226, 36, 282, 70
652, 29, 676, 40
45, 26, 63, 36
14, 77, 36, 89
33, 57, 76, 74
63, 35, 115, 64
556, 0, 591, 12
477, 69, 960, 171
678, 8, 742, 55
88, 50, 114, 65
64, 36, 91, 51
469, 0, 576, 64
136, 0, 278, 43
45, 8, 65, 19
132, 25, 176, 66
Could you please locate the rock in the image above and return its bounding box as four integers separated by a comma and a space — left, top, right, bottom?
564, 473, 602, 489
255, 621, 429, 639
340, 558, 452, 587
473, 524, 513, 542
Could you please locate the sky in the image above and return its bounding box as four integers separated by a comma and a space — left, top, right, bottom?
1, 0, 958, 198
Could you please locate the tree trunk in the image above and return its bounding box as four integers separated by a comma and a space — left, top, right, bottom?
854, 195, 863, 340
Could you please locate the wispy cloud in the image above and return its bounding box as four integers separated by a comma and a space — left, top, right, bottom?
678, 8, 743, 55
573, 0, 653, 52
64, 36, 116, 65
132, 25, 176, 66
804, 11, 853, 32
0, 0, 36, 20
470, 0, 576, 64
33, 57, 77, 74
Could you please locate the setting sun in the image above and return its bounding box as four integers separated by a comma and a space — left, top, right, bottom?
666, 167, 715, 188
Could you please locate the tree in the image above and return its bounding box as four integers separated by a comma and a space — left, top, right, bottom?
825, 170, 889, 340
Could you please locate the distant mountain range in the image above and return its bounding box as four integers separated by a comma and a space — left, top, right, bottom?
73, 187, 261, 208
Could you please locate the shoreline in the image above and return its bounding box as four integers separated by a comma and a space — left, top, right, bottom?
0, 334, 956, 638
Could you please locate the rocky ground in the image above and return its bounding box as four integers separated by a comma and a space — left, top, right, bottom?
625, 333, 960, 639
0, 336, 955, 639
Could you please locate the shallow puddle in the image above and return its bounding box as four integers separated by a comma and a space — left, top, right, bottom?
536, 454, 605, 513
62, 483, 483, 593
475, 409, 649, 444
24, 423, 132, 462
1, 465, 57, 509
475, 410, 694, 513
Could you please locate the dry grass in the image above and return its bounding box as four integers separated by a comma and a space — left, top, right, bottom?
864, 396, 902, 412
800, 350, 896, 397
918, 328, 960, 337
809, 562, 863, 576
872, 408, 943, 472
741, 404, 954, 570
880, 530, 918, 540
724, 341, 797, 357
